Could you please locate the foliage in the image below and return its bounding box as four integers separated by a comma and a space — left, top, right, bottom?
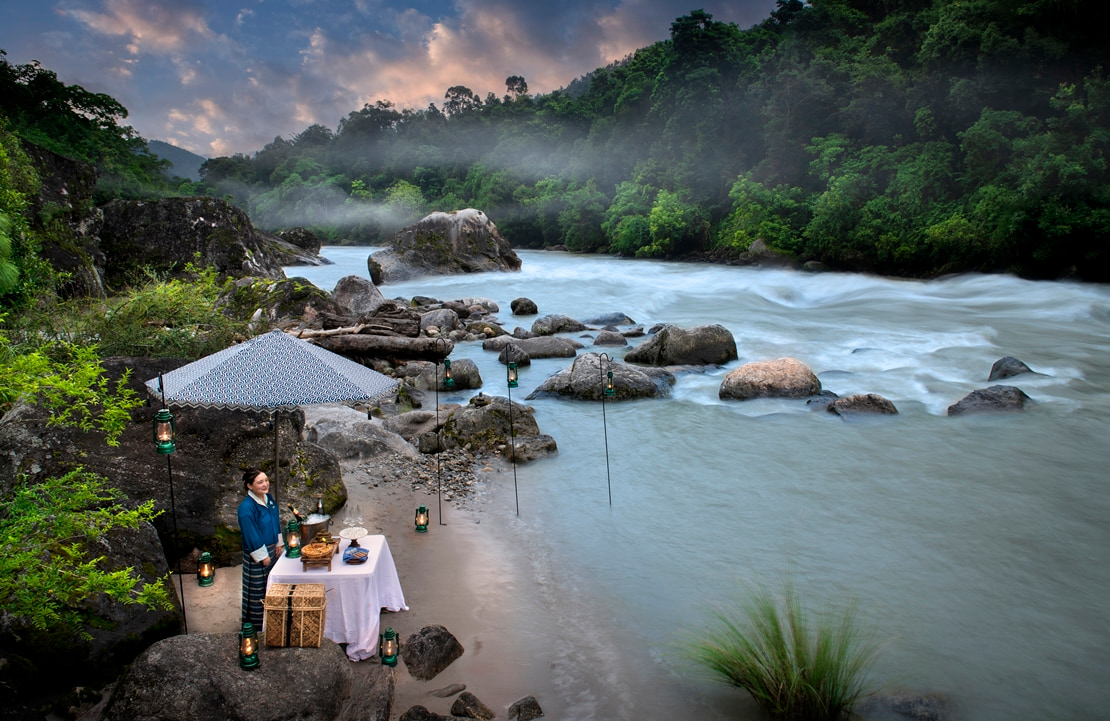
0, 50, 171, 201
0, 322, 141, 445
0, 469, 172, 640
0, 122, 56, 307
687, 580, 881, 721
76, 263, 247, 360
173, 2, 1107, 278
10, 0, 1110, 279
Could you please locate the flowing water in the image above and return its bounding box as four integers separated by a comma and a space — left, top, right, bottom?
289, 248, 1110, 721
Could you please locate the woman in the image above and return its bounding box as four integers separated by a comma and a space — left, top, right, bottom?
237, 468, 283, 627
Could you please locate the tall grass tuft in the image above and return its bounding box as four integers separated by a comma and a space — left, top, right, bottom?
687, 581, 881, 720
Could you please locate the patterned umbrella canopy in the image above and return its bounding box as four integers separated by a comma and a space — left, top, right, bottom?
145, 329, 399, 409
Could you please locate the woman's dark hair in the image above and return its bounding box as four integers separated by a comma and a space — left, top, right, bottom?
242, 468, 264, 490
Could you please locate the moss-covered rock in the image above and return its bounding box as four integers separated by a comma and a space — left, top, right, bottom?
371, 209, 521, 283
218, 275, 348, 328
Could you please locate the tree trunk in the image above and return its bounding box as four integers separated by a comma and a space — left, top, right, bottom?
312, 334, 453, 361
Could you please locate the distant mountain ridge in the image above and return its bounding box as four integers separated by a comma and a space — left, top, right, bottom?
148, 140, 206, 181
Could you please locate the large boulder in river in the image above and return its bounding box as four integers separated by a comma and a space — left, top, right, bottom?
332, 274, 388, 317
946, 385, 1032, 415
625, 323, 738, 366
719, 358, 822, 400
531, 314, 588, 335
101, 634, 392, 721
371, 209, 521, 283
527, 352, 675, 401
278, 226, 324, 255
827, 393, 899, 417
97, 196, 300, 289
988, 356, 1036, 381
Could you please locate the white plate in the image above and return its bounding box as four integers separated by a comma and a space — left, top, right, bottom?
339, 526, 368, 540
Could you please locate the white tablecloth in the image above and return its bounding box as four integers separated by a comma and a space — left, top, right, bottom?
267, 535, 408, 661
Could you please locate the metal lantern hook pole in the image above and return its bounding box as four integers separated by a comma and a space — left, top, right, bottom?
157, 373, 188, 634
598, 354, 613, 506
432, 337, 449, 526
506, 366, 519, 516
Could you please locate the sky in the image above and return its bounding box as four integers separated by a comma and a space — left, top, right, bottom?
1, 0, 778, 159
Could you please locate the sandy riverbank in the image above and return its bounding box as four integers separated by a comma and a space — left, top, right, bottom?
178, 451, 555, 719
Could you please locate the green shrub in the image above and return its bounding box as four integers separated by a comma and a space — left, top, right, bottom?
687, 580, 881, 720
0, 469, 173, 640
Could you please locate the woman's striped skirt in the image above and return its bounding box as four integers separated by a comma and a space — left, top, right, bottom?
241, 543, 277, 627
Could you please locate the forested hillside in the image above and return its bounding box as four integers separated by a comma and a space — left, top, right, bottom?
192, 0, 1109, 280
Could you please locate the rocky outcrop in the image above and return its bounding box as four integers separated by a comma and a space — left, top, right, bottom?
531, 314, 588, 335
508, 696, 545, 721
0, 356, 346, 562
278, 227, 324, 256
584, 312, 637, 326
219, 276, 349, 329
719, 358, 822, 400
738, 238, 796, 268
527, 352, 675, 401
988, 356, 1036, 381
625, 323, 738, 366
451, 691, 496, 720
333, 274, 388, 316
947, 385, 1032, 415
20, 140, 106, 298
97, 197, 292, 289
101, 634, 393, 721
401, 358, 483, 392
593, 330, 628, 346
436, 395, 555, 461
371, 209, 521, 283
401, 625, 464, 681
827, 393, 899, 417
511, 297, 538, 315
421, 308, 461, 336
303, 404, 420, 462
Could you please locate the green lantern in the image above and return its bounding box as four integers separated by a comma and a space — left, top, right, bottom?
239, 622, 260, 670
414, 505, 429, 533
379, 627, 399, 667
284, 520, 302, 558
604, 370, 615, 397
196, 552, 215, 587
507, 362, 518, 388
443, 358, 455, 388
153, 407, 176, 454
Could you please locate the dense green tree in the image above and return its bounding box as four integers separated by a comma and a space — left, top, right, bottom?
163, 2, 1110, 279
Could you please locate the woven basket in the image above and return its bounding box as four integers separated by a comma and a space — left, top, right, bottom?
263, 583, 327, 648
301, 542, 332, 560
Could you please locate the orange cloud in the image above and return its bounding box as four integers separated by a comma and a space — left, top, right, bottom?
60, 0, 214, 55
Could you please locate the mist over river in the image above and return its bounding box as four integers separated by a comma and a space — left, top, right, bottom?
288, 248, 1110, 721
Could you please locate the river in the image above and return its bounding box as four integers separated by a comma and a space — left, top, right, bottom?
287, 248, 1110, 721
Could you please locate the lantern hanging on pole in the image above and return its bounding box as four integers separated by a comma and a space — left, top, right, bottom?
153, 408, 177, 454
605, 369, 615, 397
284, 520, 302, 557
196, 552, 215, 587
414, 505, 429, 533
379, 627, 399, 667
443, 359, 454, 388
507, 362, 519, 388
239, 622, 260, 670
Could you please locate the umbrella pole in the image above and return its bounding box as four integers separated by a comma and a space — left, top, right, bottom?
271, 410, 280, 507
